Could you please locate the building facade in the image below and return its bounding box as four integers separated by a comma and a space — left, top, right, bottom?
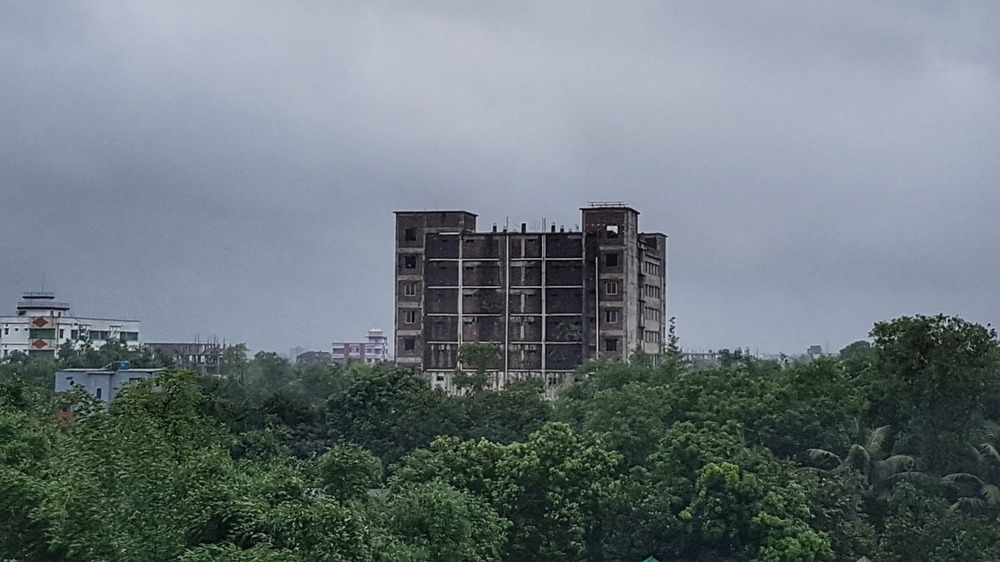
55, 366, 161, 405
143, 341, 223, 375
331, 329, 391, 365
393, 203, 667, 394
0, 292, 141, 359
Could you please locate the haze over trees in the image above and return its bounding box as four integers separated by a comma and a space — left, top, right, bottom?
4, 314, 1000, 560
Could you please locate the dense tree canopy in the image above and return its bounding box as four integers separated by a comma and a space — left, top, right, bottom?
4, 314, 1000, 560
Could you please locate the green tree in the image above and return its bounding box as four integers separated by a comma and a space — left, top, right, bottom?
867, 315, 1000, 471
220, 343, 249, 379
455, 342, 501, 392
665, 316, 682, 364
382, 480, 509, 562
314, 445, 383, 502
393, 423, 623, 562
326, 366, 460, 464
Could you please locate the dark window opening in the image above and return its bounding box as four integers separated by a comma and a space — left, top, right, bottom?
404, 228, 417, 241
605, 253, 619, 267
404, 256, 417, 269
607, 225, 619, 238
404, 339, 415, 351
605, 338, 618, 352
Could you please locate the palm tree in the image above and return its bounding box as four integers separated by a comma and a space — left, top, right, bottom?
942, 421, 1000, 516
807, 424, 921, 497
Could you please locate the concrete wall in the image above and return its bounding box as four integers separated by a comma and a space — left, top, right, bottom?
55, 369, 160, 405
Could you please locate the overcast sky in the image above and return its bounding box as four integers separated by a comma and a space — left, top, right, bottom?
2, 1, 999, 356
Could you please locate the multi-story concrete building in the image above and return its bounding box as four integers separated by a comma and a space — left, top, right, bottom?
143, 340, 223, 375
394, 203, 667, 394
0, 292, 141, 359
331, 328, 391, 365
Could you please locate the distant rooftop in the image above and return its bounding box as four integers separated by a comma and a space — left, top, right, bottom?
393, 210, 478, 216
581, 201, 640, 214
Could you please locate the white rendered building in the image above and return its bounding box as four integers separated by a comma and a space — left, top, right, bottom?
331, 328, 391, 365
0, 292, 141, 359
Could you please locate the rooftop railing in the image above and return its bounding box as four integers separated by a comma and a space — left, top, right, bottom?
18, 301, 71, 310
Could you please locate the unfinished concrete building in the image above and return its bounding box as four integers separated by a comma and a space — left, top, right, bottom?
394, 203, 667, 395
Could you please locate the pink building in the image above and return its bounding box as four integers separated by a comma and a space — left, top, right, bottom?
331, 329, 390, 365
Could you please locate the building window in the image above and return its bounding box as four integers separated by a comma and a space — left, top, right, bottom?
29, 329, 55, 339
605, 253, 619, 267
605, 309, 619, 323
403, 339, 415, 351
605, 281, 618, 295
404, 256, 417, 269
404, 228, 417, 241
405, 310, 418, 324
605, 338, 618, 352
95, 388, 102, 399
404, 282, 417, 296
606, 225, 619, 238
60, 329, 65, 339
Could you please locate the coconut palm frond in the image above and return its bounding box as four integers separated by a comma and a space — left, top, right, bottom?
894, 470, 929, 484
942, 472, 985, 487
866, 425, 891, 457
845, 443, 871, 472
844, 418, 865, 444
981, 443, 1000, 468
968, 443, 986, 466
872, 455, 917, 485
983, 484, 1000, 508
880, 454, 916, 472
949, 496, 988, 514
807, 448, 843, 467
980, 420, 1000, 442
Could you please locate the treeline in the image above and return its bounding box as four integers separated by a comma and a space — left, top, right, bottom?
4, 315, 1000, 560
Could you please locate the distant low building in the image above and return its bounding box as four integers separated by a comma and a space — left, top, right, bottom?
55, 365, 162, 405
144, 341, 223, 375
296, 350, 335, 366
683, 350, 721, 366
331, 329, 391, 365
1, 291, 140, 359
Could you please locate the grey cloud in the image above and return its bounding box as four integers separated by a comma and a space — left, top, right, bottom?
2, 1, 999, 354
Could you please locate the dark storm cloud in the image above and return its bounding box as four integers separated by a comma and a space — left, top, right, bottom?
2, 1, 999, 354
